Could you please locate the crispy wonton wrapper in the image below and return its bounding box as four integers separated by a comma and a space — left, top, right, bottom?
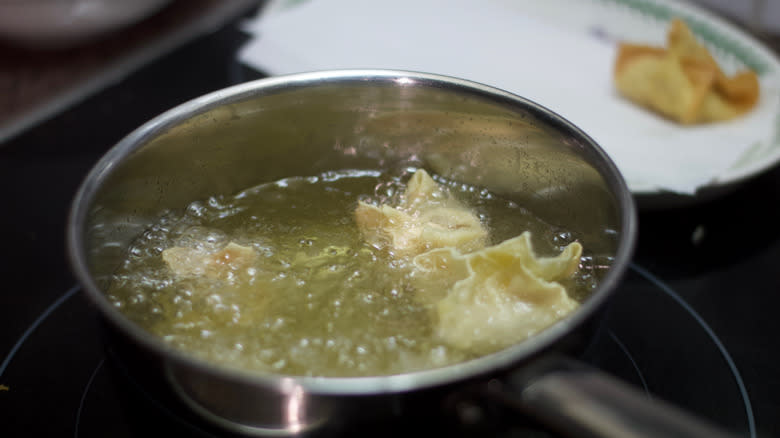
614, 19, 760, 124
354, 169, 487, 257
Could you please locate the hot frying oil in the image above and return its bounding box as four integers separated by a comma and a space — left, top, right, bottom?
107, 168, 604, 377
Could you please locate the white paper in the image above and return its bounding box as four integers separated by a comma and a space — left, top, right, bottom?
238, 0, 779, 195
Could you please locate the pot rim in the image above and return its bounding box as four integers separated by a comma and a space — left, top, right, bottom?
67, 69, 638, 395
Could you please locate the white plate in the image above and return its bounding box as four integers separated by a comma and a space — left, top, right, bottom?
495, 0, 780, 202
240, 0, 780, 205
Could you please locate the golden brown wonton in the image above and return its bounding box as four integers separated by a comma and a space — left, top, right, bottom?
614, 19, 760, 124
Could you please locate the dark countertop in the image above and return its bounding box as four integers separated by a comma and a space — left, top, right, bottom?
0, 6, 778, 438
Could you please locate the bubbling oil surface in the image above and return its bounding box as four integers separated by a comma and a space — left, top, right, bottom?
107, 167, 607, 377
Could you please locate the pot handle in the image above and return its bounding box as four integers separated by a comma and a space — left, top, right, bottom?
483, 356, 742, 438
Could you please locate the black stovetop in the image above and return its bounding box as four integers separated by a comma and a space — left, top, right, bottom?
1, 11, 779, 438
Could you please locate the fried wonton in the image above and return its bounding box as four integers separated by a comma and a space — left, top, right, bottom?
412, 232, 582, 352
354, 169, 488, 257
162, 242, 257, 281
614, 19, 760, 124
355, 169, 582, 352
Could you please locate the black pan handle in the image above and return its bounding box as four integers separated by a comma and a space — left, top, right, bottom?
484, 356, 743, 438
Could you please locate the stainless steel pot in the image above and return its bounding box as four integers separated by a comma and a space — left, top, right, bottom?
67, 70, 736, 437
